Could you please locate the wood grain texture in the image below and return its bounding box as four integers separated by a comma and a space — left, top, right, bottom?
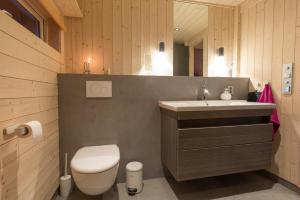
207, 6, 236, 76
161, 113, 179, 179
53, 0, 83, 17
239, 0, 300, 187
161, 109, 273, 182
178, 142, 272, 181
65, 0, 173, 75
0, 12, 62, 200
40, 0, 66, 30
179, 124, 273, 149
183, 0, 245, 7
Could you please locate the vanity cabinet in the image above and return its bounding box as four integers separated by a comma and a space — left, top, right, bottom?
160, 107, 274, 181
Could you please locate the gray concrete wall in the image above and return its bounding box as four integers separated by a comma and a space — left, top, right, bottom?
58, 74, 249, 182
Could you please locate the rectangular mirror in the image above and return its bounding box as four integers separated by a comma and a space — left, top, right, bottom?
173, 1, 236, 77
64, 0, 238, 77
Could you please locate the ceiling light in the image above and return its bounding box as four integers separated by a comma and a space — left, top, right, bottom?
175, 28, 180, 31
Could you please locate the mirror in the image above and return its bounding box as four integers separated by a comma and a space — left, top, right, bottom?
64, 0, 237, 77
173, 1, 236, 77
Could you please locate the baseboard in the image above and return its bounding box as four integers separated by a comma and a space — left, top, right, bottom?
259, 170, 300, 194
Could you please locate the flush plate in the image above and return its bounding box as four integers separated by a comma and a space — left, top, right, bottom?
86, 81, 112, 98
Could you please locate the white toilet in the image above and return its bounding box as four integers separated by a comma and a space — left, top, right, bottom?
71, 144, 120, 195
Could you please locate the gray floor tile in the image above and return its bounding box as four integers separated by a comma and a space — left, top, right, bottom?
66, 172, 299, 200
118, 178, 178, 200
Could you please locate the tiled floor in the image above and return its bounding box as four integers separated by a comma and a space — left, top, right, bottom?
65, 172, 300, 200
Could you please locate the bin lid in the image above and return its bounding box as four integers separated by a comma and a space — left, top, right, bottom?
126, 161, 143, 172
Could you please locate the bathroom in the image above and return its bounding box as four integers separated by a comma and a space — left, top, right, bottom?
0, 0, 300, 199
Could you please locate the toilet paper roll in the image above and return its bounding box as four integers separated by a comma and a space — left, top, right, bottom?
20, 121, 43, 142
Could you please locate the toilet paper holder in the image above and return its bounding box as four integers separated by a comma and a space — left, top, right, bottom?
3, 124, 29, 136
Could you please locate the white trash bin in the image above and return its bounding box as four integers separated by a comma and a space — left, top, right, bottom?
126, 161, 143, 195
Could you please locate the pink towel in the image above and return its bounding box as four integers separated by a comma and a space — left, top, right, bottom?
257, 84, 280, 139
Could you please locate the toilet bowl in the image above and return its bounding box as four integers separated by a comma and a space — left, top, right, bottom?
71, 145, 120, 195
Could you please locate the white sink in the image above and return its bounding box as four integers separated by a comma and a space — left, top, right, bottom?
159, 100, 276, 112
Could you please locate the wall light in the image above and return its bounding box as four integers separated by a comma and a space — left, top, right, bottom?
208, 47, 230, 77
159, 42, 165, 52
218, 47, 224, 57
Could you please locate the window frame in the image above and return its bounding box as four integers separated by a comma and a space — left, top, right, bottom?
5, 0, 45, 39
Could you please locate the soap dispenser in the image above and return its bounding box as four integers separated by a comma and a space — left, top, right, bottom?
220, 87, 232, 100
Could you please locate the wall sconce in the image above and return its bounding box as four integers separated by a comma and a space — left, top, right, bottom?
218, 47, 224, 57
159, 42, 165, 52
84, 57, 91, 74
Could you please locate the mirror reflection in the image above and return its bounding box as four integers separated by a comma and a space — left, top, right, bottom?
173, 1, 235, 77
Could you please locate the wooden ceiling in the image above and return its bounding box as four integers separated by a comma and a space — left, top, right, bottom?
53, 0, 83, 18
183, 0, 245, 6
174, 1, 208, 44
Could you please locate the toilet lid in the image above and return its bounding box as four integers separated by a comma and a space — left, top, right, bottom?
71, 145, 120, 173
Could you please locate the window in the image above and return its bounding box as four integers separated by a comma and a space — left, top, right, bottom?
0, 0, 43, 38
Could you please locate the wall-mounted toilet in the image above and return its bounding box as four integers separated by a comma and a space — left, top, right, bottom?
71, 145, 120, 195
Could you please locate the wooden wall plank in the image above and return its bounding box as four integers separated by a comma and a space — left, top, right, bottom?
82, 0, 93, 72
150, 0, 158, 70
0, 97, 57, 122
207, 7, 235, 76
64, 18, 73, 73
281, 0, 297, 117
113, 0, 123, 74
131, 0, 142, 74
0, 12, 63, 63
2, 133, 58, 196
207, 6, 215, 73
72, 0, 84, 73
0, 31, 60, 73
141, 0, 150, 71
122, 0, 133, 75
239, 0, 300, 187
0, 53, 57, 84
0, 9, 62, 199
103, 0, 113, 73
297, 0, 300, 27
233, 6, 240, 77
166, 0, 174, 71
65, 0, 174, 75
262, 0, 274, 83
91, 0, 104, 74
253, 1, 265, 87
247, 5, 256, 85
0, 77, 57, 99
240, 11, 249, 77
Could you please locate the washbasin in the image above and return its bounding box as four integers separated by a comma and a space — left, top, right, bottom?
159, 100, 276, 112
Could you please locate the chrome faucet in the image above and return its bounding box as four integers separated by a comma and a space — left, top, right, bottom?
202, 82, 209, 103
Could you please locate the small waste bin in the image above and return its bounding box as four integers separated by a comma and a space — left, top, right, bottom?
126, 161, 143, 195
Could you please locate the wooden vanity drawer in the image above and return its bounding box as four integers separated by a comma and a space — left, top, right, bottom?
178, 124, 273, 149
177, 142, 272, 181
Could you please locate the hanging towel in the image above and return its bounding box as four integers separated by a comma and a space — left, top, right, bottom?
257, 84, 280, 139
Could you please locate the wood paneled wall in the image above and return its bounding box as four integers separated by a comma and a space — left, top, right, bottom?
239, 0, 300, 187
64, 0, 173, 75
0, 12, 64, 199
208, 6, 235, 76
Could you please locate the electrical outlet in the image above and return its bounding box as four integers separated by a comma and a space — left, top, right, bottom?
282, 63, 293, 95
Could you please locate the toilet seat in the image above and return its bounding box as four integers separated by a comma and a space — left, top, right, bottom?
71, 145, 120, 173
